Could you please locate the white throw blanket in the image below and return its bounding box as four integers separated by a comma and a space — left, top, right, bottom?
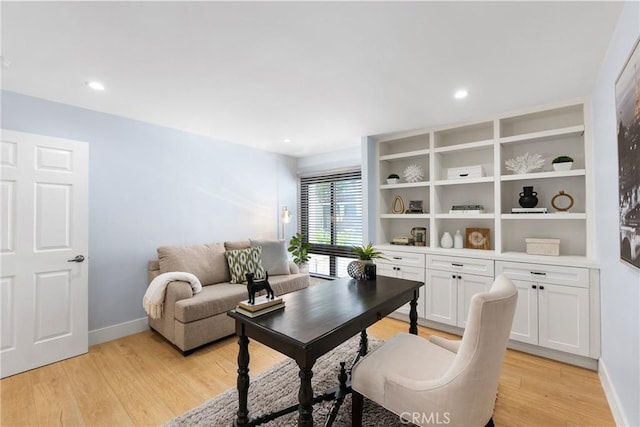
143, 272, 202, 319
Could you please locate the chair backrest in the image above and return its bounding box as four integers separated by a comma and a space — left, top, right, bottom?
442, 274, 518, 425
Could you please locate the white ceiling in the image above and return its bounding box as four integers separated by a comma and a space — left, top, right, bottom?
1, 1, 623, 157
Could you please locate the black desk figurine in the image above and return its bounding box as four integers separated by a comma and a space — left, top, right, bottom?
246, 272, 274, 304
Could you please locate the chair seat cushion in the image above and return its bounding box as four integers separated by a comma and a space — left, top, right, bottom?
352, 332, 456, 405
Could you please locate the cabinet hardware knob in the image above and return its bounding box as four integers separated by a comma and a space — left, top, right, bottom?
539, 285, 545, 290
532, 285, 537, 289
530, 271, 546, 276
458, 275, 462, 279
452, 274, 456, 279
452, 263, 464, 267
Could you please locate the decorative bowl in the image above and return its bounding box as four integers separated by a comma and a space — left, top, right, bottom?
553, 162, 573, 171
386, 178, 399, 185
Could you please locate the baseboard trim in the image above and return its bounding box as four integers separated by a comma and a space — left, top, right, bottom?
598, 358, 629, 427
88, 317, 150, 346
388, 313, 599, 370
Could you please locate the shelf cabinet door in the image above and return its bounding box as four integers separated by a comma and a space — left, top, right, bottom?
538, 283, 590, 356
425, 270, 457, 326
456, 274, 493, 327
393, 266, 426, 318
509, 279, 539, 345
395, 285, 427, 319
378, 263, 426, 319
377, 263, 398, 279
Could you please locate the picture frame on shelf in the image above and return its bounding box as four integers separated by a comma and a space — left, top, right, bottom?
615, 35, 640, 270
465, 228, 490, 250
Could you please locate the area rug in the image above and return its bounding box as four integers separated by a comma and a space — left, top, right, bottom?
165, 335, 409, 427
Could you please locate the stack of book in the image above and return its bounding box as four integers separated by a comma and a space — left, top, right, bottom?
235, 295, 284, 318
449, 204, 485, 214
511, 207, 547, 214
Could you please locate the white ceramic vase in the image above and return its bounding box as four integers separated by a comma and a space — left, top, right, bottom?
441, 232, 453, 249
454, 230, 464, 249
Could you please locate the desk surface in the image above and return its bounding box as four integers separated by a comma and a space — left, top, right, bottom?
228, 276, 422, 365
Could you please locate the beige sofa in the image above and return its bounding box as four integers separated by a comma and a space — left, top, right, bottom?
147, 239, 309, 354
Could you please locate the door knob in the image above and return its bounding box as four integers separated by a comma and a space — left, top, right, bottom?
67, 255, 85, 263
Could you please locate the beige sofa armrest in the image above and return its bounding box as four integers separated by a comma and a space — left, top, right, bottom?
165, 280, 194, 303
288, 260, 299, 274
148, 280, 193, 345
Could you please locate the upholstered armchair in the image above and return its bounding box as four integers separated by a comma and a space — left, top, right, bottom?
351, 274, 518, 427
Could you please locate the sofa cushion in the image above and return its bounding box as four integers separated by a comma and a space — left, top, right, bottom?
158, 243, 229, 286
250, 239, 290, 276
224, 240, 251, 251
225, 246, 267, 284
175, 284, 247, 323
174, 273, 310, 323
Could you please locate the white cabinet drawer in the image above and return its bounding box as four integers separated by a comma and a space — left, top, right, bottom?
426, 255, 494, 277
495, 261, 588, 288
377, 250, 426, 268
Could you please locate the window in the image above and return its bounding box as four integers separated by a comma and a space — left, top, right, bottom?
300, 170, 363, 277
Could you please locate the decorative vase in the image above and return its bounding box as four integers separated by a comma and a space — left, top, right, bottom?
553, 162, 573, 171
454, 230, 463, 249
441, 232, 453, 249
518, 186, 538, 208
347, 260, 365, 279
363, 263, 377, 280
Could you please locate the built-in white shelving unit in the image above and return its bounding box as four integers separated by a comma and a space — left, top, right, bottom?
373, 100, 594, 261
370, 100, 600, 368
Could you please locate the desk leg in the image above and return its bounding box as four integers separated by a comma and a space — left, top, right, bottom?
409, 289, 418, 335
235, 333, 250, 426
358, 330, 368, 357
297, 366, 314, 426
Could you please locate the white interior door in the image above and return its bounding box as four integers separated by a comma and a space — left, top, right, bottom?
1, 129, 88, 378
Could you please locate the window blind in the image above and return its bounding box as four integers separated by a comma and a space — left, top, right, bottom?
300, 170, 362, 275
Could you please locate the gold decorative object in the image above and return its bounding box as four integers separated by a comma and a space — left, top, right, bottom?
551, 191, 574, 212
391, 196, 405, 214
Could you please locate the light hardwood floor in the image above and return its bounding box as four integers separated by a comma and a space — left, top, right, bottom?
1, 317, 614, 426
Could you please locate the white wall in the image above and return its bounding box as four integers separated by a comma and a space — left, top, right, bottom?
1, 90, 298, 332
297, 145, 361, 175
591, 2, 640, 425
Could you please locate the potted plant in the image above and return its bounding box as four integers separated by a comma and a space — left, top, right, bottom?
288, 232, 311, 272
552, 155, 574, 171
348, 243, 386, 279
386, 173, 400, 185
352, 243, 386, 261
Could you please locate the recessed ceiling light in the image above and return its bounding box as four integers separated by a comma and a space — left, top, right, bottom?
454, 89, 469, 99
283, 138, 292, 143
86, 81, 105, 91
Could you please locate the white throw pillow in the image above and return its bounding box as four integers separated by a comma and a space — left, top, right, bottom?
250, 239, 290, 276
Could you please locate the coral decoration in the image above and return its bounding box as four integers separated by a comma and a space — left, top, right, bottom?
403, 164, 424, 183
505, 152, 545, 174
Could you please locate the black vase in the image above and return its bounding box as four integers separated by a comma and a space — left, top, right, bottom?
519, 186, 538, 208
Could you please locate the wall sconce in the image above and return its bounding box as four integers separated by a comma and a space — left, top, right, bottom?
281, 206, 292, 240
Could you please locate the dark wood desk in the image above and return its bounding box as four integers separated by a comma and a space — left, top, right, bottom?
228, 276, 422, 426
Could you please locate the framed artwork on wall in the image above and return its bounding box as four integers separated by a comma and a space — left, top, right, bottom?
616, 36, 640, 270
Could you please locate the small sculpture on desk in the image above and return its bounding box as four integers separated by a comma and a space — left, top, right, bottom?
246, 272, 274, 305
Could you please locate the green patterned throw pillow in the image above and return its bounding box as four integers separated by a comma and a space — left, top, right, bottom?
225, 246, 266, 284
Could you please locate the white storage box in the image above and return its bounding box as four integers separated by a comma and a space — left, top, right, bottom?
446, 165, 484, 180
526, 238, 560, 256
